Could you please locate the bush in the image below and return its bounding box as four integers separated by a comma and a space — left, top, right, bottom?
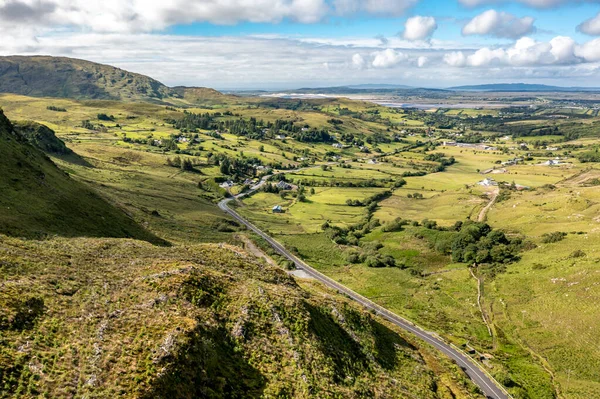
541, 232, 567, 244
570, 250, 586, 258
97, 113, 115, 121
47, 105, 67, 112
382, 218, 409, 233
346, 252, 362, 264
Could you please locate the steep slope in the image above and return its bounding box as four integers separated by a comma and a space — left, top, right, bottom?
0, 235, 481, 399
12, 120, 74, 155
0, 110, 165, 244
0, 56, 174, 101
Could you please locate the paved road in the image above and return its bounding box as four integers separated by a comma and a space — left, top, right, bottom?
219, 175, 510, 399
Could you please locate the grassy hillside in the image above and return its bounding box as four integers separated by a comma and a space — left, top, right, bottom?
0, 234, 482, 399
0, 110, 165, 244
0, 56, 173, 101
12, 120, 74, 155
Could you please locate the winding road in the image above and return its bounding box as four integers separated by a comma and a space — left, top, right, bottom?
219, 173, 510, 399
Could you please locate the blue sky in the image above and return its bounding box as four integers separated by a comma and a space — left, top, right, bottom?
169, 1, 596, 44
1, 0, 600, 89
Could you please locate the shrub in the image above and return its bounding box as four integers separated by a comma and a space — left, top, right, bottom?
541, 232, 567, 244
570, 250, 586, 258
382, 218, 409, 233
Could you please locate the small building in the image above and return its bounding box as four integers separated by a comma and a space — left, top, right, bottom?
275, 135, 286, 140
368, 159, 378, 165
543, 159, 560, 166
272, 205, 283, 213
332, 143, 343, 149
243, 179, 255, 186
478, 178, 498, 187
219, 181, 235, 189
276, 181, 292, 190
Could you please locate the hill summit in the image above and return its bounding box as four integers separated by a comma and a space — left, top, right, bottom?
0, 56, 174, 101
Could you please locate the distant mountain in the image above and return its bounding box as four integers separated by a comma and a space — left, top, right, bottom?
449, 83, 600, 92
0, 110, 166, 244
280, 85, 449, 96
0, 56, 241, 105
345, 84, 414, 90
171, 86, 232, 104
0, 56, 174, 101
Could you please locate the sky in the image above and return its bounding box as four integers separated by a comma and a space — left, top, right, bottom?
1, 0, 600, 90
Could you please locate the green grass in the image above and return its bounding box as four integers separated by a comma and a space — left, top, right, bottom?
0, 234, 481, 399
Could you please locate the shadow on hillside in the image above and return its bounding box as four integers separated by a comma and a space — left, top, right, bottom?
305, 303, 370, 382
369, 317, 417, 370
54, 152, 94, 168
142, 323, 266, 399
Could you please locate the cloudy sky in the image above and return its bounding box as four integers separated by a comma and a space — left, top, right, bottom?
1, 0, 600, 89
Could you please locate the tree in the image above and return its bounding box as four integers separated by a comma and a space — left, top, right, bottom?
220, 158, 231, 175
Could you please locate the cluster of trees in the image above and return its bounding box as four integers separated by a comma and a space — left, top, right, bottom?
345, 191, 392, 210
541, 231, 567, 244
97, 113, 115, 121
381, 218, 410, 232
293, 178, 391, 188
47, 106, 67, 112
323, 219, 380, 247
577, 150, 600, 163
169, 111, 215, 131
166, 156, 196, 171
420, 221, 524, 266
424, 152, 457, 172
294, 128, 333, 143
212, 154, 262, 178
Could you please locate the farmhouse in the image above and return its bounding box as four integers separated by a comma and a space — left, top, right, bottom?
219, 181, 235, 189
478, 178, 498, 187
332, 143, 344, 149
272, 205, 283, 213
543, 159, 560, 166
276, 181, 292, 190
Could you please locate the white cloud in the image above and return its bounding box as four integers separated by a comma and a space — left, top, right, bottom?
550, 36, 578, 64
333, 0, 418, 16
459, 0, 600, 8
352, 53, 366, 69
417, 56, 428, 67
578, 12, 600, 36
462, 10, 535, 38
371, 48, 407, 68
444, 51, 467, 67
403, 16, 437, 41
0, 0, 330, 32
575, 38, 600, 62
444, 36, 600, 68
1, 31, 599, 89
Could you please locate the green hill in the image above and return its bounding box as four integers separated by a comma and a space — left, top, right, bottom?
0, 56, 174, 101
0, 110, 165, 244
0, 235, 480, 399
12, 120, 74, 155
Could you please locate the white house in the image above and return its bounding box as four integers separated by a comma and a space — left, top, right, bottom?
478, 178, 498, 187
